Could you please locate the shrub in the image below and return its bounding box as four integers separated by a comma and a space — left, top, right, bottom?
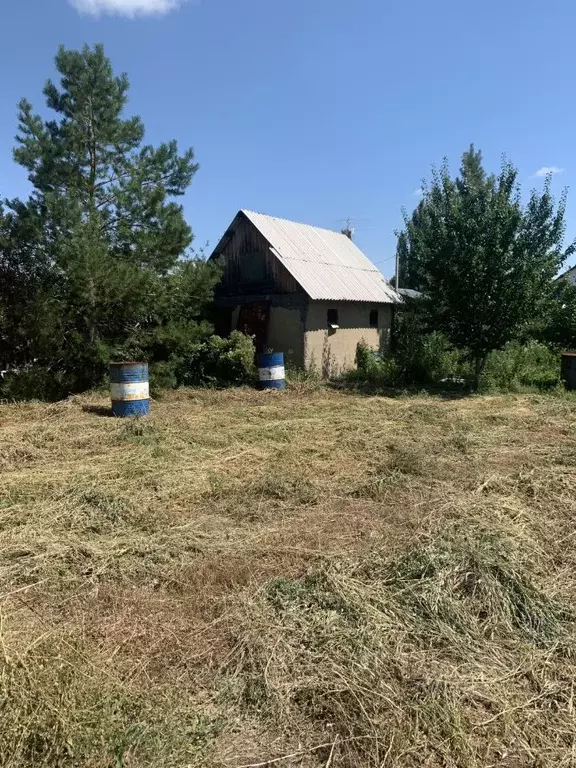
481, 342, 561, 392
348, 332, 467, 391
344, 340, 401, 388
0, 366, 80, 402
179, 331, 256, 387
397, 330, 465, 386
349, 320, 561, 395
392, 306, 469, 386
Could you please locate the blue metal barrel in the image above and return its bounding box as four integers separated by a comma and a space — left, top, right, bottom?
109, 362, 150, 417
257, 352, 285, 390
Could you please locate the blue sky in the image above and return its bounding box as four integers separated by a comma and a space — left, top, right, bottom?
1, 0, 574, 276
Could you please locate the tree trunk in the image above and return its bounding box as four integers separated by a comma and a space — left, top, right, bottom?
473, 355, 487, 391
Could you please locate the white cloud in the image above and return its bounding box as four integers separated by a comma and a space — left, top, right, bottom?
534, 166, 564, 178
70, 0, 184, 17
413, 187, 423, 196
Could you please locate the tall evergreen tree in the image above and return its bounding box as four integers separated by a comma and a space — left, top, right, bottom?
396, 146, 573, 385
0, 198, 50, 369
14, 44, 196, 272
3, 44, 217, 394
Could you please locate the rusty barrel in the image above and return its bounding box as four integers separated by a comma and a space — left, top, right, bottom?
257, 352, 285, 390
109, 362, 150, 417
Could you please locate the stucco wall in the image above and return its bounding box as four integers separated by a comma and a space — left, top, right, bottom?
304, 301, 393, 376
266, 306, 305, 367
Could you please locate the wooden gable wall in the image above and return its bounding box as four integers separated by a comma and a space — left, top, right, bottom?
216, 214, 302, 296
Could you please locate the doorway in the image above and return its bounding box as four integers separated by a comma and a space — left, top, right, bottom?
236, 303, 269, 354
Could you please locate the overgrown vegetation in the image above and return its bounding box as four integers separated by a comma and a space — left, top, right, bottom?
1, 47, 575, 400
349, 335, 562, 393
0, 44, 242, 401
395, 146, 575, 385
1, 388, 576, 766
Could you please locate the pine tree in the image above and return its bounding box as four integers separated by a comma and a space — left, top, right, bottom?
397, 146, 573, 386
14, 44, 196, 272
5, 44, 215, 394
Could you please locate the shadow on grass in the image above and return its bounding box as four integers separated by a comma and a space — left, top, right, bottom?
82, 404, 115, 418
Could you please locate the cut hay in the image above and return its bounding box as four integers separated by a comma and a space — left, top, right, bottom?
1, 388, 576, 765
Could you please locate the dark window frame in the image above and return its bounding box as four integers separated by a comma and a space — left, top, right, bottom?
327, 308, 339, 327
369, 309, 379, 328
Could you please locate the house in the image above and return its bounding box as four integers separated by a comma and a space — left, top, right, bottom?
209, 210, 402, 375
556, 265, 576, 286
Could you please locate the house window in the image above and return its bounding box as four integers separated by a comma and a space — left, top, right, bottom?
369, 309, 378, 327
327, 308, 339, 328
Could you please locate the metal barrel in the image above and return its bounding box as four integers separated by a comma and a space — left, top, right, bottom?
257, 352, 285, 390
561, 352, 576, 391
109, 362, 150, 417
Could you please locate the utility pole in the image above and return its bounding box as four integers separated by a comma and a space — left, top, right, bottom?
395, 249, 399, 291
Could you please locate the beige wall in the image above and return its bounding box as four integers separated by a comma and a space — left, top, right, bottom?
266, 306, 305, 367
304, 301, 393, 376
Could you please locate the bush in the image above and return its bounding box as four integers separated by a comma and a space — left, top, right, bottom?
396, 330, 465, 386
178, 331, 256, 387
481, 342, 561, 392
0, 366, 80, 402
347, 331, 467, 391
347, 333, 563, 395
388, 305, 469, 386
2, 333, 255, 401
343, 340, 402, 389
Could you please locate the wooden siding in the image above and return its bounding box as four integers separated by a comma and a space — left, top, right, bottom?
216, 213, 301, 296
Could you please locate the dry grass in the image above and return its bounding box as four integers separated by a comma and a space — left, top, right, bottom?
1, 386, 576, 766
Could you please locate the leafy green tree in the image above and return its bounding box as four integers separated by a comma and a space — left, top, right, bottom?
526, 276, 576, 350
395, 200, 426, 290
397, 146, 573, 385
3, 44, 216, 394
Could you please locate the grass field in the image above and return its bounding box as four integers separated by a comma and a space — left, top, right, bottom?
1, 385, 576, 767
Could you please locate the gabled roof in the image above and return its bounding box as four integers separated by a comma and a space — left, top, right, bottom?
211, 210, 401, 304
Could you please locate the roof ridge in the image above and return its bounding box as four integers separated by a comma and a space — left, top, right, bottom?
241, 209, 352, 239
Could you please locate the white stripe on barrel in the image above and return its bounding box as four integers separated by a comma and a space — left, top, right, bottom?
258, 365, 285, 381
110, 381, 150, 402
257, 352, 286, 390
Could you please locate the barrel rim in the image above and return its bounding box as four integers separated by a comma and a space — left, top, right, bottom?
109, 361, 148, 366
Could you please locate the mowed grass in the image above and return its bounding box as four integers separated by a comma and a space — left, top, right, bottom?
1, 386, 576, 766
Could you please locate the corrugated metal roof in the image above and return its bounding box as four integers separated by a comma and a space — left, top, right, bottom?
556, 265, 576, 285
236, 210, 401, 304
398, 288, 422, 299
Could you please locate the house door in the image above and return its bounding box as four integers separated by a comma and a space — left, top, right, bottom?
236, 303, 269, 354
